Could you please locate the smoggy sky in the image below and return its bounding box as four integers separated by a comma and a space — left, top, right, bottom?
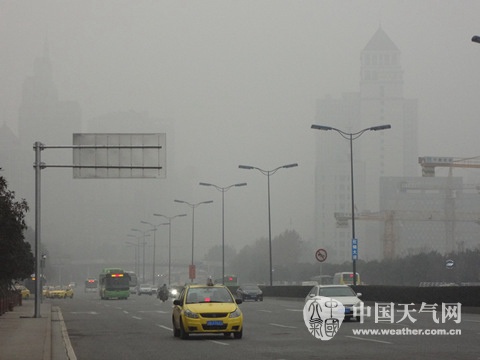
1, 1, 480, 270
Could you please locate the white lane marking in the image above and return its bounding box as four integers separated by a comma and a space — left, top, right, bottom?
132, 316, 143, 320
286, 309, 303, 312
70, 311, 98, 315
157, 325, 172, 331
138, 310, 169, 314
345, 335, 393, 344
258, 309, 272, 313
123, 310, 129, 314
209, 340, 229, 346
465, 319, 480, 323
270, 323, 297, 329
56, 307, 78, 360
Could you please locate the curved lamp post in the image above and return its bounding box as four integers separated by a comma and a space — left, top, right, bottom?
174, 200, 213, 282
153, 213, 187, 285
199, 182, 247, 284
238, 163, 298, 286
311, 124, 391, 285
140, 220, 169, 286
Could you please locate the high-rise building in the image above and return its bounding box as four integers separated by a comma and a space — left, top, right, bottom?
314, 27, 418, 263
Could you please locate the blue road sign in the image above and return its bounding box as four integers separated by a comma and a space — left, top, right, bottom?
352, 238, 358, 260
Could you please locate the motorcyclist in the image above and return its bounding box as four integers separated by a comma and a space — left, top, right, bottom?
158, 284, 169, 301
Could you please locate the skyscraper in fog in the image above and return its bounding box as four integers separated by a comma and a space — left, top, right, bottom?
314, 27, 418, 263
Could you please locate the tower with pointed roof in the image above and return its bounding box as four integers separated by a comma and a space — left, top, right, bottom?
313, 27, 418, 262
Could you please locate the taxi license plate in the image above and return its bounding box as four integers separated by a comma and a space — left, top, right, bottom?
207, 321, 223, 326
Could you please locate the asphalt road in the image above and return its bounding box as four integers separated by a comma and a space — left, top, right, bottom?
52, 291, 480, 360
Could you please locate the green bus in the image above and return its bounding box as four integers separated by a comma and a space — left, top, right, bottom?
99, 268, 131, 300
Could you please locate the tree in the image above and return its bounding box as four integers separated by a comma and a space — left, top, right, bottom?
0, 176, 34, 286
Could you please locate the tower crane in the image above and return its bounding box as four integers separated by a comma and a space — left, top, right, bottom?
335, 156, 480, 259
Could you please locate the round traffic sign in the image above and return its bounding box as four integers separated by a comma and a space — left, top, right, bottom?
445, 259, 455, 269
315, 248, 327, 262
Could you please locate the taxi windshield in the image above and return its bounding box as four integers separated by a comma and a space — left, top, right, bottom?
186, 287, 233, 304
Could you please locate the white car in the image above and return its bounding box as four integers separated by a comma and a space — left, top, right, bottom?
305, 285, 363, 321
137, 284, 154, 295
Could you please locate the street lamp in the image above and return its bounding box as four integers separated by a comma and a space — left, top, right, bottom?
131, 228, 152, 282
311, 124, 391, 285
199, 182, 247, 284
472, 35, 480, 44
238, 163, 298, 286
174, 199, 213, 282
153, 213, 187, 285
140, 221, 169, 286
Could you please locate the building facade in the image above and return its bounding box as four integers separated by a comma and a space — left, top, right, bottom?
314, 27, 418, 263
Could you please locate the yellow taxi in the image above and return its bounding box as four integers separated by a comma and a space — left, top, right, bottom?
43, 286, 54, 298
48, 286, 68, 299
172, 281, 243, 339
64, 286, 74, 299
15, 285, 30, 300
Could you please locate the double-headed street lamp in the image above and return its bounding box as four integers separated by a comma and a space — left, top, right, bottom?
174, 200, 213, 282
131, 228, 152, 282
239, 163, 298, 286
153, 213, 187, 285
140, 220, 169, 286
311, 124, 391, 285
199, 182, 247, 284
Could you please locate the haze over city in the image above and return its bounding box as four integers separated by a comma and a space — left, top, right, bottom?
1, 1, 480, 282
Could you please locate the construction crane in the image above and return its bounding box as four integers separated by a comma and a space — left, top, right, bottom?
335, 209, 480, 259
418, 156, 480, 177
335, 156, 480, 259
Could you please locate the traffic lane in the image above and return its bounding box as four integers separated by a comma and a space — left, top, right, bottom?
57, 293, 247, 360
233, 298, 478, 360
56, 294, 480, 360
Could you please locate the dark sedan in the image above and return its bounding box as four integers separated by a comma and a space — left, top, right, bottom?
236, 284, 263, 301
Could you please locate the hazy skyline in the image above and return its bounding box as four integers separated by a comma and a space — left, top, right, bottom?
1, 1, 480, 274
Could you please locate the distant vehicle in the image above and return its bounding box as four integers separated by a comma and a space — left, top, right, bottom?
236, 284, 263, 301
99, 268, 130, 300
49, 286, 69, 299
68, 282, 76, 288
14, 284, 30, 300
333, 272, 360, 285
137, 284, 154, 296
215, 275, 238, 286
172, 281, 243, 339
310, 275, 333, 285
64, 286, 74, 298
125, 271, 138, 294
305, 284, 363, 321
84, 278, 98, 293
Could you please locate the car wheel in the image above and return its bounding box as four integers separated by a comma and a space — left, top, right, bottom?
356, 316, 361, 322
234, 329, 243, 339
173, 318, 180, 337
180, 319, 189, 339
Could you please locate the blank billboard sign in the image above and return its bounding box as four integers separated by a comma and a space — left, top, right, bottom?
73, 133, 166, 179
